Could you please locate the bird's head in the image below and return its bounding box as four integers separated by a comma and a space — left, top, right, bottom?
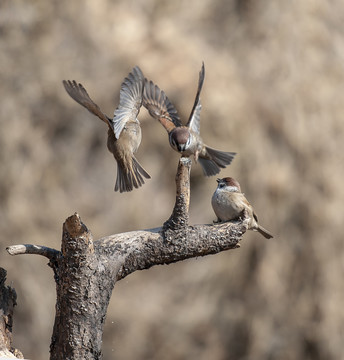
216, 177, 241, 192
169, 127, 191, 152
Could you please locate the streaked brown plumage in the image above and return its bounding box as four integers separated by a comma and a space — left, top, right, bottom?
142, 63, 236, 176
211, 177, 273, 239
63, 67, 150, 193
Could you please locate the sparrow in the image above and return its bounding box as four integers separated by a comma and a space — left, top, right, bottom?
211, 177, 273, 239
142, 63, 236, 176
63, 66, 150, 193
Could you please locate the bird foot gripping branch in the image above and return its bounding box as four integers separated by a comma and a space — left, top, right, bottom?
5, 155, 247, 359
4, 62, 265, 359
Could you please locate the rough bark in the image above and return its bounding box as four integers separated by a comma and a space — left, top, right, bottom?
6, 157, 248, 360
0, 268, 24, 359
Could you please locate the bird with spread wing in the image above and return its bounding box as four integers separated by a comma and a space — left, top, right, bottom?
63, 67, 150, 193
142, 63, 236, 176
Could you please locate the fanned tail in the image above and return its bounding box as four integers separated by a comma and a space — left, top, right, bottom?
115, 157, 150, 193
198, 147, 236, 176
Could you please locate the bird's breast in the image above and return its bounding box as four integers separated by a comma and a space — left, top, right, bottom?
107, 122, 141, 158
211, 189, 244, 221
122, 122, 142, 152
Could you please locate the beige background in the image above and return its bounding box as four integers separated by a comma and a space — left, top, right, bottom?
0, 0, 343, 359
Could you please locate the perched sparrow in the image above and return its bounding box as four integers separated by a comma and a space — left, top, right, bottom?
142, 63, 236, 176
63, 67, 150, 193
211, 177, 273, 239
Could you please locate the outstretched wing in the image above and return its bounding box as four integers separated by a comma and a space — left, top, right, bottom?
186, 62, 205, 135
112, 66, 145, 139
63, 80, 111, 126
143, 78, 182, 133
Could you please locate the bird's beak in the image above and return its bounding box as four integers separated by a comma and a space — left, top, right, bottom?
216, 178, 221, 183
177, 144, 186, 152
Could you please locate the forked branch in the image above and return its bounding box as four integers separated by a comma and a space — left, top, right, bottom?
6, 157, 248, 360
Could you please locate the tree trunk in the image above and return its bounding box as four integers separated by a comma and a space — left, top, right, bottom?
7, 158, 248, 359
0, 268, 24, 359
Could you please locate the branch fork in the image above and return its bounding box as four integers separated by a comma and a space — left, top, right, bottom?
6, 156, 247, 359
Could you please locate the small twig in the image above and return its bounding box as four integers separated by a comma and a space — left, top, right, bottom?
6, 244, 60, 260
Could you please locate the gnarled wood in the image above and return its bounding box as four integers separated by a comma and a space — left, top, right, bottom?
6, 157, 248, 359
163, 157, 191, 230
0, 268, 24, 359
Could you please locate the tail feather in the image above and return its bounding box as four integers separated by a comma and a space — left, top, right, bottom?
133, 157, 151, 180
256, 225, 273, 239
198, 147, 236, 176
115, 157, 150, 193
198, 158, 222, 176
205, 146, 236, 167
115, 164, 131, 193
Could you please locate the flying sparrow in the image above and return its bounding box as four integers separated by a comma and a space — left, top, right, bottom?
211, 177, 273, 239
142, 63, 236, 176
63, 66, 150, 193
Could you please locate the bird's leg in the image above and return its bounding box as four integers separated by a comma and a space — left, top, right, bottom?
238, 208, 249, 222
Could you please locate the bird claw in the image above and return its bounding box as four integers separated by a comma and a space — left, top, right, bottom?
239, 209, 249, 222
213, 218, 222, 224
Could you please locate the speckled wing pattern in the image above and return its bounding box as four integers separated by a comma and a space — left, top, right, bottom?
62, 80, 111, 126
112, 66, 145, 139
143, 78, 182, 130
186, 62, 205, 135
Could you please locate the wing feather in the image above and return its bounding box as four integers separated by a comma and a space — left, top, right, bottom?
143, 78, 182, 132
62, 80, 111, 126
186, 62, 205, 135
112, 66, 145, 139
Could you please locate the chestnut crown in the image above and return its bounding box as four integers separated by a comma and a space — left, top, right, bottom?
216, 177, 241, 192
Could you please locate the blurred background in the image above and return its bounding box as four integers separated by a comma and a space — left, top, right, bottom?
0, 0, 343, 359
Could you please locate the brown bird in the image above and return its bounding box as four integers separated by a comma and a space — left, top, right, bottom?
142, 63, 236, 176
63, 67, 150, 193
211, 177, 273, 239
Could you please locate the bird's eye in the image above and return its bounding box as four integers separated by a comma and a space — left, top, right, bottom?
219, 183, 225, 188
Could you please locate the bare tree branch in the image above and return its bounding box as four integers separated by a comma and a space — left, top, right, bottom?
6, 157, 248, 359
163, 157, 191, 230
6, 244, 60, 260
96, 220, 245, 281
